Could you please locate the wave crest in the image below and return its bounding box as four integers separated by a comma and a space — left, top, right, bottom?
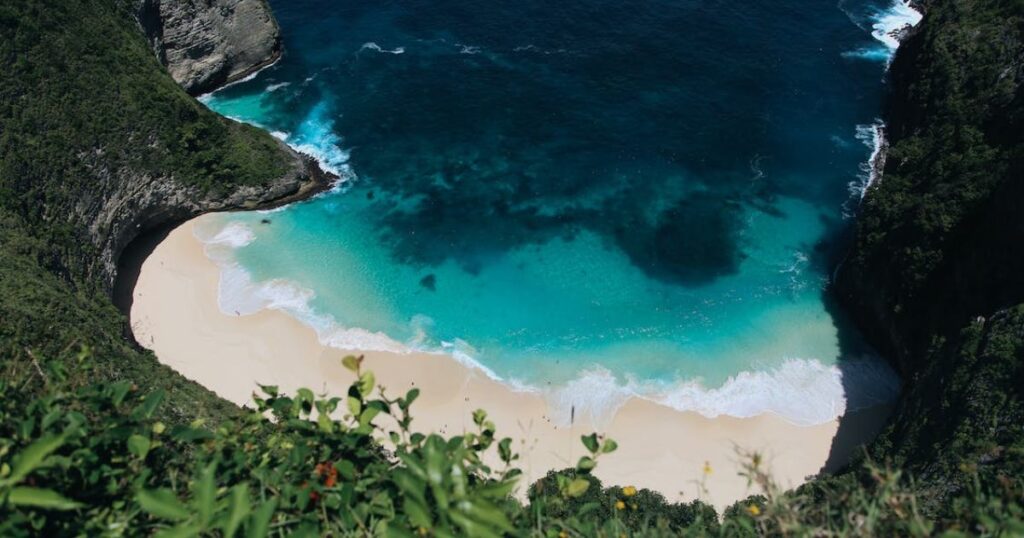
196, 221, 901, 430
359, 42, 406, 55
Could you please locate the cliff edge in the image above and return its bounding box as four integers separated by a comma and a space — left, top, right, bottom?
136, 0, 282, 95
835, 0, 1023, 509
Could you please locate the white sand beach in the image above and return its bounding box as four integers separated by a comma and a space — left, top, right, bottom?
129, 216, 889, 509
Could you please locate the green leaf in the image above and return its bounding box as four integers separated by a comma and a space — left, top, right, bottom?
137, 488, 191, 521
403, 496, 432, 528
135, 389, 166, 419
246, 499, 278, 538
462, 499, 514, 533
221, 484, 250, 537
127, 434, 151, 459
6, 434, 65, 485
449, 511, 502, 538
474, 478, 518, 500
109, 381, 132, 406
194, 462, 216, 527
580, 433, 599, 454
347, 395, 362, 417
576, 456, 596, 472
8, 487, 82, 510
472, 409, 487, 427
341, 355, 362, 372
169, 427, 214, 443
336, 460, 357, 481
317, 412, 333, 433
405, 388, 420, 407
359, 406, 382, 427
154, 523, 202, 538
601, 438, 619, 454
498, 438, 513, 464
566, 478, 590, 498
358, 371, 376, 397
41, 409, 62, 430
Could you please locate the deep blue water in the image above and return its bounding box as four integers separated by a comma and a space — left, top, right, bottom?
197, 0, 918, 425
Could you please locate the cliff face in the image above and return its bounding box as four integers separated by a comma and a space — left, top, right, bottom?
835, 0, 1024, 507
136, 0, 282, 95
0, 0, 328, 292
86, 141, 327, 290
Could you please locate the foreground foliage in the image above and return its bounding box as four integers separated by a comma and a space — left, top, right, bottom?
1, 0, 1023, 535
1, 350, 1022, 537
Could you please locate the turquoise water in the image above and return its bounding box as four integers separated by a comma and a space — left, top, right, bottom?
196, 0, 919, 425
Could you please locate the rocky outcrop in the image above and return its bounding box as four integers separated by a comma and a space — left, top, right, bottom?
136, 0, 282, 95
834, 0, 1024, 509
83, 140, 331, 290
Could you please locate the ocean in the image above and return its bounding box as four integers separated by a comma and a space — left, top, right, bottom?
195, 0, 921, 426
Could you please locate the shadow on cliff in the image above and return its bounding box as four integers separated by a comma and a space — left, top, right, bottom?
112, 221, 180, 344
819, 292, 896, 474
812, 223, 898, 475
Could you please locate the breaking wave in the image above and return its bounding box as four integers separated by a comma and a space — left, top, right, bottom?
841, 0, 922, 63
359, 42, 406, 55
194, 220, 900, 430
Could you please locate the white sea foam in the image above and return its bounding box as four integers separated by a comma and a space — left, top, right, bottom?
542, 358, 899, 429
288, 100, 355, 181
195, 214, 899, 430
842, 0, 922, 64
196, 56, 281, 99
841, 47, 894, 62
359, 42, 406, 55
655, 359, 847, 426
196, 228, 412, 351
265, 82, 291, 93
200, 221, 256, 249
457, 44, 482, 55
848, 121, 886, 202
546, 368, 635, 429
871, 1, 922, 51
197, 77, 354, 188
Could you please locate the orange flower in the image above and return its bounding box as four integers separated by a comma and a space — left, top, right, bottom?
315, 461, 338, 488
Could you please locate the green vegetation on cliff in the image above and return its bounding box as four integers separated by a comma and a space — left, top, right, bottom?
1, 0, 1022, 535
835, 0, 1024, 514
0, 0, 290, 280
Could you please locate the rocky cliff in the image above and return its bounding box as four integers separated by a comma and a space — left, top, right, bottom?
0, 0, 328, 293
136, 0, 282, 95
835, 0, 1023, 508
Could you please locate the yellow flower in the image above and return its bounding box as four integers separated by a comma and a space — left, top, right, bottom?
746, 504, 761, 516
558, 531, 569, 538
622, 486, 637, 497
702, 461, 713, 475
615, 500, 626, 510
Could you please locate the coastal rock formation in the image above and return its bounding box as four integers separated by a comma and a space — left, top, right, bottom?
87, 144, 329, 291
835, 0, 1024, 507
136, 0, 282, 95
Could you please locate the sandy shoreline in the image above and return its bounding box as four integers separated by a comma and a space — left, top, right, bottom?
130, 216, 889, 509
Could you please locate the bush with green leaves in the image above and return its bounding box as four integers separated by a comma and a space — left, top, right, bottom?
3, 347, 1023, 537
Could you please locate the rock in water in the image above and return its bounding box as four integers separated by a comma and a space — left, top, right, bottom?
136, 0, 282, 95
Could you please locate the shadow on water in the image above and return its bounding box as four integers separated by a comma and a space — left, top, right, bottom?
819, 291, 896, 474
813, 224, 898, 475
366, 178, 747, 287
